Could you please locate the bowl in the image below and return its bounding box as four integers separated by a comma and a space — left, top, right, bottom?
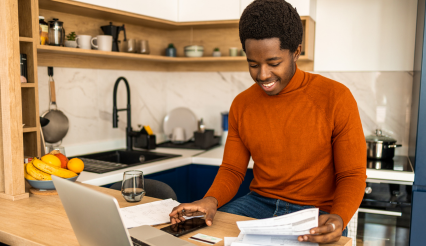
26, 175, 79, 190
184, 45, 204, 57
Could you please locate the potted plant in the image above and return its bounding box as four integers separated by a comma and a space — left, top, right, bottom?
212, 47, 221, 57
64, 32, 77, 48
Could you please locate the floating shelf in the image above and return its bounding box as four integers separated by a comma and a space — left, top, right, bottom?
37, 45, 248, 62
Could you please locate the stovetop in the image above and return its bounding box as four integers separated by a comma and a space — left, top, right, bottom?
367, 156, 413, 172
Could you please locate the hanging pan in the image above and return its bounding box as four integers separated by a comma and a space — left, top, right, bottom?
41, 67, 69, 144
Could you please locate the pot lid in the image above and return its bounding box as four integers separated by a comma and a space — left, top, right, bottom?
365, 129, 397, 142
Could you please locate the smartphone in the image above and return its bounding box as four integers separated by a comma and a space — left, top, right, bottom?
161, 218, 208, 237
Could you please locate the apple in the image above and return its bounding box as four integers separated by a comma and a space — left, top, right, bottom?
55, 153, 69, 169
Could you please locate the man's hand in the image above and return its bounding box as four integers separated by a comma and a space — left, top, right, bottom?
297, 214, 344, 243
169, 197, 218, 226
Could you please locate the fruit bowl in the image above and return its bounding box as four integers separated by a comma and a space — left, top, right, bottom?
26, 175, 79, 190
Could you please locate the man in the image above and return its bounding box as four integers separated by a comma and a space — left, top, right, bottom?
170, 0, 367, 243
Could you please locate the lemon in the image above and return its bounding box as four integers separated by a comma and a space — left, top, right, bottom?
67, 158, 85, 173
41, 154, 61, 167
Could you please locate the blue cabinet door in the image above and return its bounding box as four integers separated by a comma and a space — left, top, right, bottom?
145, 164, 254, 204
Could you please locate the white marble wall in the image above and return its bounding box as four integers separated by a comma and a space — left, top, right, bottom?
38, 67, 412, 156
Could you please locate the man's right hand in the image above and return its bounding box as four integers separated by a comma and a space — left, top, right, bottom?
169, 197, 218, 226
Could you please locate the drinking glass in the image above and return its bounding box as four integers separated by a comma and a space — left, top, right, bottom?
121, 170, 145, 202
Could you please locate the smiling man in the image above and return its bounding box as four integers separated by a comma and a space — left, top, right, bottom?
170, 0, 367, 243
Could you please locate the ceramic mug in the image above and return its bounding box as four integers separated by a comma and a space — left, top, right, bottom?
75, 35, 92, 50
171, 127, 185, 144
91, 35, 113, 52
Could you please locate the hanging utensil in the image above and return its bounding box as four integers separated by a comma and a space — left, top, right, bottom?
41, 67, 69, 144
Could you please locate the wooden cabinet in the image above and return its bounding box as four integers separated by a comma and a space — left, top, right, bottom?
0, 0, 41, 201
178, 0, 240, 22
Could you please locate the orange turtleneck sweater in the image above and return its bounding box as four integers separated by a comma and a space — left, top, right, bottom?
205, 68, 367, 228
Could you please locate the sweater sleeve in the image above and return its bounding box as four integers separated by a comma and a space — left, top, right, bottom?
204, 101, 251, 207
330, 89, 367, 229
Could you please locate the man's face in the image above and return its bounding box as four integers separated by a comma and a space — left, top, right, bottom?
245, 38, 301, 96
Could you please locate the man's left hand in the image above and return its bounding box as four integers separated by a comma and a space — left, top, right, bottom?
297, 214, 343, 243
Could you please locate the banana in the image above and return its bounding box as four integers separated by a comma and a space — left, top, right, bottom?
33, 157, 77, 179
24, 163, 37, 180
26, 161, 52, 180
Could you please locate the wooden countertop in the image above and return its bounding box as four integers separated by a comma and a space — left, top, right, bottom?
0, 184, 351, 246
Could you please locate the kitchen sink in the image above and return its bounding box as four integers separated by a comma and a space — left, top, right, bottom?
74, 150, 181, 174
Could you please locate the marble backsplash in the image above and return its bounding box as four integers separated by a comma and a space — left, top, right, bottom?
37, 67, 412, 156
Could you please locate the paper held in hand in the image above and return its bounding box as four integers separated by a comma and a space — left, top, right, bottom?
227, 208, 319, 246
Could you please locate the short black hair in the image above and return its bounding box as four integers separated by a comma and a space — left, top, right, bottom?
239, 0, 303, 53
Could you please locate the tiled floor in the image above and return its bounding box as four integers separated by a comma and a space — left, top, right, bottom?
356, 213, 410, 246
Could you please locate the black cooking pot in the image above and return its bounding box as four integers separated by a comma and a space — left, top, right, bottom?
366, 129, 402, 159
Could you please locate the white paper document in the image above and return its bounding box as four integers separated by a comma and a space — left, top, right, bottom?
119, 199, 180, 228
229, 208, 320, 246
236, 208, 319, 235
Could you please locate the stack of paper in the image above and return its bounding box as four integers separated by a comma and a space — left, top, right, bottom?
225, 208, 319, 246
119, 199, 180, 228
119, 199, 202, 229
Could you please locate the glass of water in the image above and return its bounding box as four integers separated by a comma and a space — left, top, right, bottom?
121, 170, 145, 202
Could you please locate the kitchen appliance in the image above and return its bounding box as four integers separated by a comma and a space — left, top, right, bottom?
101, 22, 126, 52
366, 129, 402, 159
48, 18, 65, 46
42, 67, 69, 144
361, 156, 413, 228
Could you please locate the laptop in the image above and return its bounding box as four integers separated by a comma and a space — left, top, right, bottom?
52, 175, 195, 246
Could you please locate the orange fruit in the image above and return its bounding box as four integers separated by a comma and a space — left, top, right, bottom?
55, 153, 69, 169
67, 158, 84, 173
41, 154, 61, 167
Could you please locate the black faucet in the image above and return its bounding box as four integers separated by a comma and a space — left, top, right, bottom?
113, 77, 133, 151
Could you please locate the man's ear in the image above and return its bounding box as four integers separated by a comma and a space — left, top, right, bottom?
293, 44, 302, 62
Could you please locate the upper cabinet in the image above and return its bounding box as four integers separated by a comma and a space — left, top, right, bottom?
73, 0, 178, 22
314, 0, 416, 71
240, 0, 317, 20
72, 0, 317, 22
73, 0, 117, 10
117, 0, 178, 22
178, 0, 240, 22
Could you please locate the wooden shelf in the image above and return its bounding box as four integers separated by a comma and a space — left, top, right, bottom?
21, 83, 36, 87
39, 0, 239, 29
19, 37, 33, 42
23, 126, 37, 133
37, 45, 248, 62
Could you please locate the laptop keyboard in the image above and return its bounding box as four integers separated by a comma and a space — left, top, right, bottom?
131, 236, 150, 246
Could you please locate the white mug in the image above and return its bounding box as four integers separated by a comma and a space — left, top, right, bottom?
75, 35, 92, 50
91, 35, 113, 52
171, 127, 185, 143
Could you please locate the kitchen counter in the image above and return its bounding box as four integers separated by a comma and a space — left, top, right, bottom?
0, 183, 352, 246
77, 146, 414, 186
